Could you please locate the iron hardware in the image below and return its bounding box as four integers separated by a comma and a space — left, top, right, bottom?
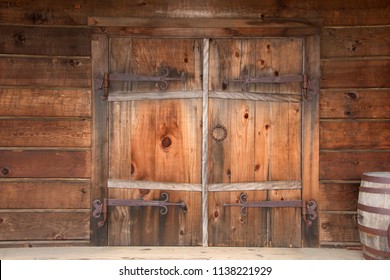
97, 67, 187, 100
93, 192, 186, 227
211, 124, 228, 142
224, 193, 317, 227
222, 68, 307, 92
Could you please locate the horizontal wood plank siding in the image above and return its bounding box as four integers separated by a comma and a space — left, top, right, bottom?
320, 121, 390, 150
321, 59, 390, 89
0, 26, 91, 56
0, 180, 90, 209
320, 89, 390, 119
0, 57, 91, 88
321, 26, 390, 58
320, 151, 390, 181
0, 211, 90, 241
0, 88, 91, 118
0, 150, 91, 178
319, 213, 360, 243
318, 182, 359, 211
0, 119, 91, 147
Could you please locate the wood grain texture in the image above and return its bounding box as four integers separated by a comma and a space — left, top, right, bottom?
320, 121, 390, 149
0, 180, 90, 209
107, 38, 202, 246
208, 37, 304, 247
319, 182, 360, 211
1, 0, 389, 26
0, 150, 91, 178
301, 34, 320, 247
91, 33, 109, 245
320, 151, 390, 180
0, 26, 91, 56
0, 119, 91, 147
0, 57, 91, 88
321, 59, 390, 88
320, 89, 390, 119
320, 213, 359, 243
321, 27, 390, 58
0, 211, 90, 241
0, 88, 91, 117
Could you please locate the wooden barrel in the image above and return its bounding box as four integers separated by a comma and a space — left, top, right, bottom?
357, 172, 390, 260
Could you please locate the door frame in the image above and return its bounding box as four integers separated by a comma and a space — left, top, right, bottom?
89, 17, 321, 247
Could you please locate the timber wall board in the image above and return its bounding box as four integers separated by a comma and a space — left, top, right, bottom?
0, 0, 389, 247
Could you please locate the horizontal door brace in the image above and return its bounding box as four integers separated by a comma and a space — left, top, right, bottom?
224, 193, 317, 227
92, 192, 186, 228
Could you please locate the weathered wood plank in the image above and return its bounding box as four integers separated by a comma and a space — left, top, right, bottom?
0, 150, 91, 178
268, 189, 301, 247
109, 101, 132, 180
0, 88, 91, 117
0, 26, 91, 56
108, 91, 202, 101
108, 179, 201, 191
0, 119, 91, 147
0, 211, 90, 240
89, 17, 321, 28
0, 56, 91, 88
0, 180, 90, 209
1, 1, 390, 26
321, 59, 390, 88
320, 89, 390, 119
0, 240, 90, 248
209, 181, 301, 192
319, 182, 359, 211
99, 26, 319, 38
321, 27, 390, 58
302, 34, 320, 247
209, 91, 301, 102
319, 213, 359, 243
91, 33, 109, 245
320, 151, 390, 180
320, 121, 390, 149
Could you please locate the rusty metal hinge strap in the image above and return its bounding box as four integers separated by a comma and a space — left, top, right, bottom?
92, 192, 186, 228
222, 68, 306, 92
223, 193, 317, 227
97, 66, 187, 100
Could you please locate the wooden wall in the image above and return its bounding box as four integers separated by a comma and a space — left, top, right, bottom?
0, 0, 389, 247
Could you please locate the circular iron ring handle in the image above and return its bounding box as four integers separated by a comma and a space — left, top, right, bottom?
211, 124, 228, 142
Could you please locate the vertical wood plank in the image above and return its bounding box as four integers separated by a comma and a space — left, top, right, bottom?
91, 33, 109, 245
302, 34, 320, 247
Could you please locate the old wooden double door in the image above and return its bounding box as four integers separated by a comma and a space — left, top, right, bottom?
106, 37, 306, 247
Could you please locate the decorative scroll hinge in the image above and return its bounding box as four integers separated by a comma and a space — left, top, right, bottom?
224, 193, 317, 227
96, 67, 187, 100
92, 192, 187, 228
222, 68, 307, 93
